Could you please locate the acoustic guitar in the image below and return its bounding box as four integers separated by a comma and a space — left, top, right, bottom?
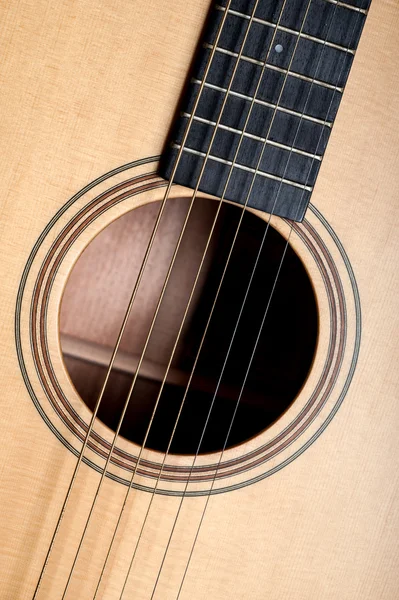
0, 0, 398, 598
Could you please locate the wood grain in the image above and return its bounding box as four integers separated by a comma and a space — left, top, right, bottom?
0, 0, 398, 599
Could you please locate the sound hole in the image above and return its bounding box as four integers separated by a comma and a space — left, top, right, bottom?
60, 197, 318, 455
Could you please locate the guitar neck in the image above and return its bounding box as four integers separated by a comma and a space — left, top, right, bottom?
161, 0, 370, 220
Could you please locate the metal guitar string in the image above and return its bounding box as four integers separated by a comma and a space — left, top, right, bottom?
31, 3, 235, 598
59, 1, 269, 597
92, 1, 293, 596
121, 0, 337, 597
175, 15, 363, 600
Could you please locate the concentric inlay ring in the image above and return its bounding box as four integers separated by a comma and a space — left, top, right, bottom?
16, 157, 361, 496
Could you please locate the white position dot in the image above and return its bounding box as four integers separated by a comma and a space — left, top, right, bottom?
275, 44, 284, 54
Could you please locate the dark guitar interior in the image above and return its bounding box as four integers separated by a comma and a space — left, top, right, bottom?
60, 197, 318, 455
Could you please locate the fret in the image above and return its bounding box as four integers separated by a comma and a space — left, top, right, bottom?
181, 112, 323, 161
260, 63, 342, 92
218, 0, 369, 23
191, 78, 334, 127
171, 144, 314, 191
322, 0, 368, 14
215, 5, 356, 54
203, 43, 344, 92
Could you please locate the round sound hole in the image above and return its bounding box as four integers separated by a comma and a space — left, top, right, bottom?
60, 198, 318, 455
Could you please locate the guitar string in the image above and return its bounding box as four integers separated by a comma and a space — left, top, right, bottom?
118, 0, 336, 597
59, 1, 270, 597
31, 3, 235, 598
92, 0, 292, 596
175, 15, 362, 600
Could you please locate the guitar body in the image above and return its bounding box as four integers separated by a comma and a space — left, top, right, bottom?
0, 0, 398, 598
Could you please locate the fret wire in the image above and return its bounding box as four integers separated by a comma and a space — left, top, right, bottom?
202, 43, 344, 92
215, 5, 357, 53
171, 143, 314, 191
257, 61, 343, 92
321, 0, 368, 14
217, 0, 368, 16
181, 112, 323, 160
192, 78, 334, 127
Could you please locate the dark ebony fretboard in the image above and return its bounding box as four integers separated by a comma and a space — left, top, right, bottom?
160, 0, 370, 221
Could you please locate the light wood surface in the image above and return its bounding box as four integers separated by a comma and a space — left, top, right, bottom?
0, 0, 398, 599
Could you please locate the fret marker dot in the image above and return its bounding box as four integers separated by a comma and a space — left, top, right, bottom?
275, 44, 284, 54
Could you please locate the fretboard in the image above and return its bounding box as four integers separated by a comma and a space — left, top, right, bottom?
160, 0, 370, 221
